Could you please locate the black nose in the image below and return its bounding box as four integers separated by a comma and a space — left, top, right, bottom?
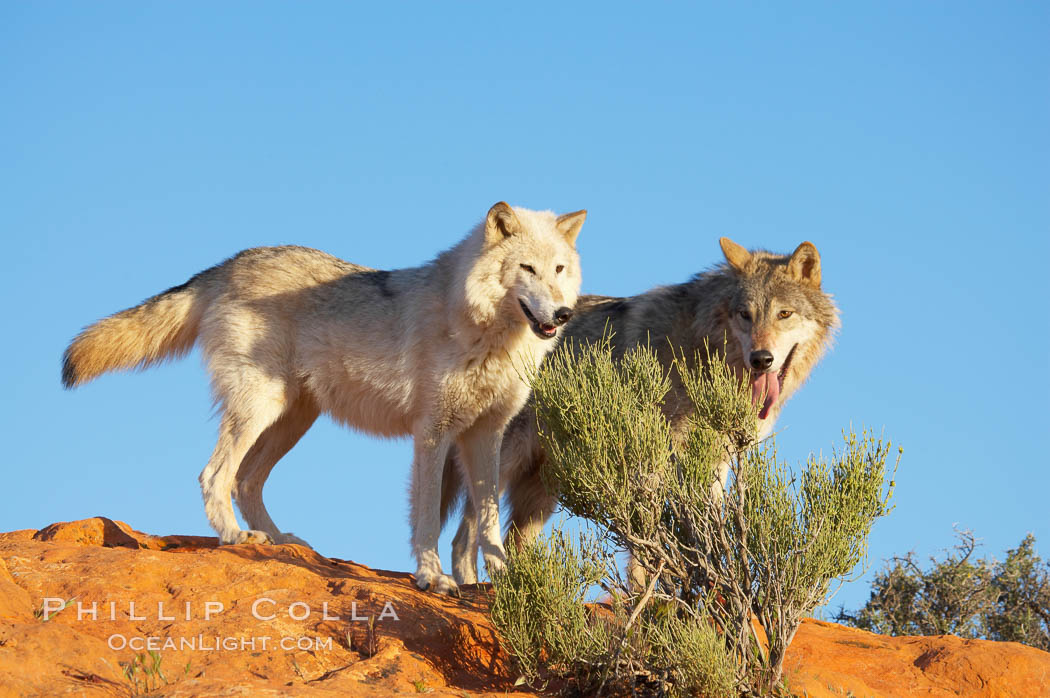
749, 350, 774, 371
553, 306, 573, 326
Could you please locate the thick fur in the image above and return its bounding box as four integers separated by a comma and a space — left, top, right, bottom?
442, 238, 840, 585
63, 202, 587, 596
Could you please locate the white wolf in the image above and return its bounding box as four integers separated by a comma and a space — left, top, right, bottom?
62, 202, 587, 595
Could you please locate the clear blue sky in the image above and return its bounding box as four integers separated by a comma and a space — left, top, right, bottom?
2, 3, 1047, 614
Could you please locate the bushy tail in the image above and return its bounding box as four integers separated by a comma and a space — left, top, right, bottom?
61, 266, 220, 389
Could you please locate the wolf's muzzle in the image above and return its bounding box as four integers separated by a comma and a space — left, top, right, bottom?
749, 350, 774, 371
553, 306, 573, 326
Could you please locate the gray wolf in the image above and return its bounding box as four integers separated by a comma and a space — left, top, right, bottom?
62, 202, 587, 596
442, 237, 839, 584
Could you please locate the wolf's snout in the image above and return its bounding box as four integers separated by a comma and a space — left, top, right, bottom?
749, 350, 774, 371
553, 306, 573, 326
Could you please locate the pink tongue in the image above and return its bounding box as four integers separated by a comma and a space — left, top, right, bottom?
751, 372, 781, 420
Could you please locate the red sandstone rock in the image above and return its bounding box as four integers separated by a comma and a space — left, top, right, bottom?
785, 618, 1050, 697
0, 518, 1047, 697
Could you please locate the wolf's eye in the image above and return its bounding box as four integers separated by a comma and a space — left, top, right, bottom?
555, 265, 564, 274
520, 264, 536, 275
778, 310, 794, 320
738, 310, 752, 322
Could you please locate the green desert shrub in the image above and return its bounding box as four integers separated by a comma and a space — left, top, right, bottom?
490, 336, 899, 696
489, 529, 613, 689
641, 600, 742, 697
837, 529, 1049, 650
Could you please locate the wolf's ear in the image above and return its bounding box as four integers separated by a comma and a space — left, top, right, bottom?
719, 237, 751, 272
555, 210, 587, 245
787, 241, 821, 287
485, 202, 522, 245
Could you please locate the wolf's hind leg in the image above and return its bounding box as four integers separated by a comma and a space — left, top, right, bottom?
440, 452, 479, 584
199, 381, 288, 545
711, 456, 730, 502
451, 498, 479, 585
234, 395, 319, 547
439, 447, 465, 530
457, 423, 507, 580
505, 462, 557, 550
453, 421, 543, 584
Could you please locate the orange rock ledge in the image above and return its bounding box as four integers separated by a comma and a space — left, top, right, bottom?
1, 518, 1047, 697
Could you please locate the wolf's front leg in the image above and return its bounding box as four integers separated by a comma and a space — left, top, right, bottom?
458, 426, 507, 580
410, 430, 459, 596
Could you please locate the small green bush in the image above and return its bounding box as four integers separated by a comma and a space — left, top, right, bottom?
642, 600, 742, 697
489, 529, 613, 690
837, 529, 1049, 650
490, 337, 899, 696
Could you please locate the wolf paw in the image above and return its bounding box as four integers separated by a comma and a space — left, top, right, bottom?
483, 552, 507, 580
481, 541, 508, 580
275, 532, 312, 548
227, 530, 274, 545
414, 570, 460, 597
